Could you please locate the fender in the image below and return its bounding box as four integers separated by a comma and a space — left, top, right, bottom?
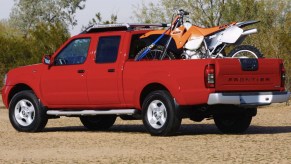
140, 28, 192, 49
4, 64, 48, 107
5, 81, 45, 107
140, 30, 170, 39
133, 70, 186, 109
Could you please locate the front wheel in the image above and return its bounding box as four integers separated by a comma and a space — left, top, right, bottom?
142, 90, 181, 136
228, 45, 263, 58
9, 91, 48, 132
135, 46, 175, 61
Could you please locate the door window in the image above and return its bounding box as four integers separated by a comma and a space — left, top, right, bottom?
96, 36, 121, 63
55, 38, 91, 65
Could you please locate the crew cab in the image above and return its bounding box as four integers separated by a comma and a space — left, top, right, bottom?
2, 24, 290, 136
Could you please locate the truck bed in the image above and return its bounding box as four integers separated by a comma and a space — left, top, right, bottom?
123, 58, 285, 107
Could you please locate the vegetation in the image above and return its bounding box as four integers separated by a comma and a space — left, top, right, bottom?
9, 0, 86, 38
81, 12, 118, 31
0, 0, 290, 90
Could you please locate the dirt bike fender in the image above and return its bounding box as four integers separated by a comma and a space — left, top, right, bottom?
140, 30, 169, 39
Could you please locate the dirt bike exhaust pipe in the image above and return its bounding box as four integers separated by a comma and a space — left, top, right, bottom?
242, 28, 258, 36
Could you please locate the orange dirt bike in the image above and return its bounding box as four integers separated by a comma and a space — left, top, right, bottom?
135, 9, 262, 61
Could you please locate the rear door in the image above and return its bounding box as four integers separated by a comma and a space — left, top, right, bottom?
215, 58, 282, 92
86, 32, 125, 105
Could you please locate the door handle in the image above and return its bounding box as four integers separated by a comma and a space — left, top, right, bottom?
77, 70, 85, 73
108, 69, 115, 72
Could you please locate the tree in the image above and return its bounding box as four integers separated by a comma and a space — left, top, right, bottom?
133, 0, 226, 27
9, 0, 86, 37
0, 21, 32, 78
28, 22, 70, 63
81, 12, 118, 32
164, 0, 226, 27
132, 1, 167, 23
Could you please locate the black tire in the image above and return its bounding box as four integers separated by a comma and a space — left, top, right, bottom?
214, 112, 253, 134
142, 90, 181, 136
80, 115, 117, 130
9, 90, 48, 132
135, 45, 175, 61
228, 45, 263, 58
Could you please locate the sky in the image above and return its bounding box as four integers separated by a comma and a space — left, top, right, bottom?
0, 0, 156, 36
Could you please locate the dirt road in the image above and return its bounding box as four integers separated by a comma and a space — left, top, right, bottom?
0, 103, 290, 163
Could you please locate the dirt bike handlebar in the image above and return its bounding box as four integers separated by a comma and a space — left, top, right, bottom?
178, 9, 189, 16
171, 9, 189, 30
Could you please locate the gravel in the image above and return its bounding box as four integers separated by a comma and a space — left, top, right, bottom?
0, 104, 290, 163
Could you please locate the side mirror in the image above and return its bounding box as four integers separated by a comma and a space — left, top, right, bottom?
42, 55, 52, 65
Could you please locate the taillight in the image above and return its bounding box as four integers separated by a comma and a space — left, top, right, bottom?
280, 63, 285, 88
205, 64, 215, 88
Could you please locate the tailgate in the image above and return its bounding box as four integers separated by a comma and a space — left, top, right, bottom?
215, 58, 283, 92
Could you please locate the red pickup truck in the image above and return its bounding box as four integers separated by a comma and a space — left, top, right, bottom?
2, 24, 290, 136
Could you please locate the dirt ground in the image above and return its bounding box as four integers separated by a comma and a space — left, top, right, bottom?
0, 99, 290, 163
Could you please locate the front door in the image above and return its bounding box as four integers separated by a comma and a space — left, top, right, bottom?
41, 38, 92, 106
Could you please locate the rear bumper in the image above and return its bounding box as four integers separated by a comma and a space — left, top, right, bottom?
207, 91, 290, 106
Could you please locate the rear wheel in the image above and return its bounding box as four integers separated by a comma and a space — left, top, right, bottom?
214, 112, 253, 134
142, 90, 181, 136
80, 115, 117, 130
229, 45, 263, 58
135, 46, 175, 61
9, 90, 48, 132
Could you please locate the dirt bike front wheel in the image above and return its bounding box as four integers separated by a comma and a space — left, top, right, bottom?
228, 45, 263, 58
135, 46, 176, 61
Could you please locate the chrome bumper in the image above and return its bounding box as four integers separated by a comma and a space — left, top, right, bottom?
207, 92, 290, 106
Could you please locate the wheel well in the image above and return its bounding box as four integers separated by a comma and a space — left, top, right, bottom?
8, 84, 33, 104
140, 83, 169, 107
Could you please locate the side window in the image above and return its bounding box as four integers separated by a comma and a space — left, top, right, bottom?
96, 36, 120, 63
55, 38, 91, 65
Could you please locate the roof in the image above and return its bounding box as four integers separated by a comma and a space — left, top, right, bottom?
81, 23, 169, 34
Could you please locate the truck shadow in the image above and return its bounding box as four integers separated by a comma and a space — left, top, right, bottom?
178, 125, 291, 135
44, 124, 291, 135
245, 125, 291, 135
